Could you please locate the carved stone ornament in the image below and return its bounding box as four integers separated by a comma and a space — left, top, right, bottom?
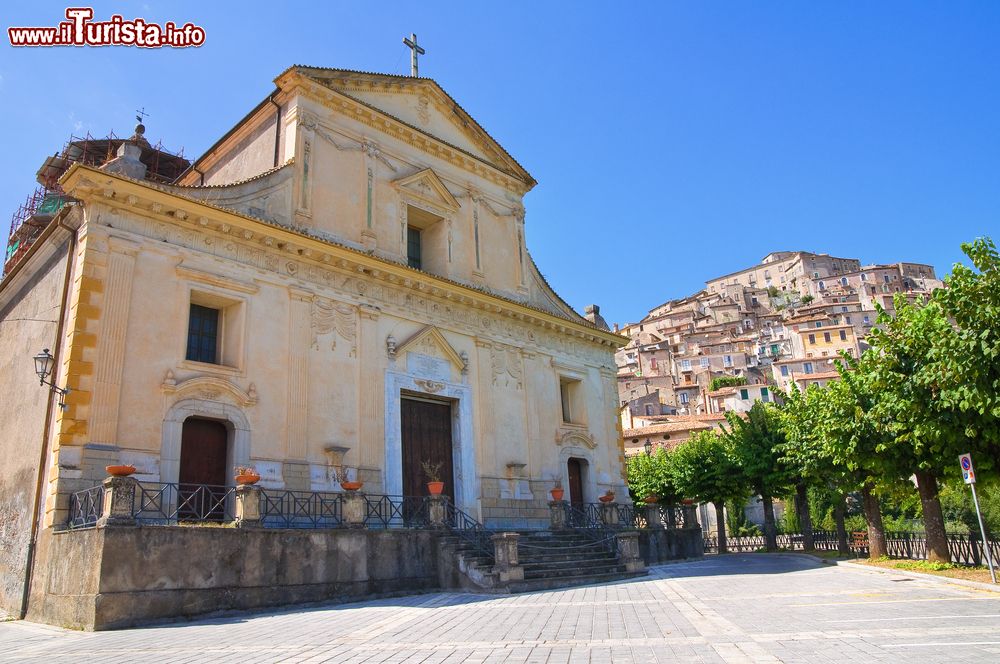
413, 379, 445, 394
555, 429, 597, 449
161, 375, 258, 407
386, 335, 397, 358
310, 297, 357, 354
491, 344, 524, 390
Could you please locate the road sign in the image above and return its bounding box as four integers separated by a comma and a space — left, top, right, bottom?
959, 453, 976, 484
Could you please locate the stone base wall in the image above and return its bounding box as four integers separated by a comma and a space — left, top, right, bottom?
638, 527, 704, 564
27, 526, 442, 631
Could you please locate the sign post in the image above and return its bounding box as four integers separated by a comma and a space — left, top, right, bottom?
959, 453, 997, 584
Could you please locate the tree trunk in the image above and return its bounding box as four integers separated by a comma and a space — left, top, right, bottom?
914, 470, 951, 563
715, 502, 728, 554
796, 483, 814, 550
833, 493, 850, 555
861, 484, 887, 559
761, 494, 778, 551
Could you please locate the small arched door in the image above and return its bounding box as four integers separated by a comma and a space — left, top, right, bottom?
567, 457, 585, 508
179, 417, 228, 520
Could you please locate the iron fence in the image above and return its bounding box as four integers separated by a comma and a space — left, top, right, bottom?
363, 494, 430, 529
67, 485, 104, 528
703, 529, 1000, 566
261, 489, 343, 528
135, 482, 236, 524
444, 499, 495, 559
562, 502, 620, 556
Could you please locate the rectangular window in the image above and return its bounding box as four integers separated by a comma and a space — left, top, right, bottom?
407, 226, 422, 270
841, 306, 849, 313
780, 365, 789, 377
863, 315, 870, 324
808, 334, 816, 345
770, 344, 779, 355
186, 304, 220, 364
840, 330, 847, 341
560, 380, 574, 423
724, 355, 733, 367
824, 332, 831, 343
679, 392, 689, 405
681, 359, 691, 370
803, 362, 814, 374
760, 387, 769, 402
845, 316, 852, 324
815, 322, 823, 328
740, 389, 749, 400
700, 358, 710, 368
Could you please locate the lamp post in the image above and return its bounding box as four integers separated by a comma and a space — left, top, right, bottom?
644, 440, 653, 457
33, 349, 70, 410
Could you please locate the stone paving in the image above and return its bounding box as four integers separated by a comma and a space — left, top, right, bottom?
2, 554, 1000, 663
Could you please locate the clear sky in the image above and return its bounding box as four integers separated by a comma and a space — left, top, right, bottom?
2, 2, 998, 326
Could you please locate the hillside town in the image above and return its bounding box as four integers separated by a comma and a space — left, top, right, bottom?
617, 251, 943, 455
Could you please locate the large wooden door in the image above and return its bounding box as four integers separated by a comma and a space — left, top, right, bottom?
401, 397, 454, 501
179, 418, 228, 520
567, 458, 584, 508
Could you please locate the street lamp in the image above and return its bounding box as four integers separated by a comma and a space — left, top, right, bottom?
644, 440, 653, 456
33, 348, 70, 410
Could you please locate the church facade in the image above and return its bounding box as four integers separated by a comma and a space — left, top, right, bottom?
0, 65, 626, 578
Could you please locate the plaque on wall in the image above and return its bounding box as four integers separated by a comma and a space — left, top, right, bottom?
407, 352, 450, 382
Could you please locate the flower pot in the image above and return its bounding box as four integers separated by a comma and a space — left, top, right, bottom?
681, 499, 695, 505
427, 481, 445, 496
644, 494, 659, 504
550, 488, 564, 501
598, 494, 615, 503
340, 481, 363, 491
105, 464, 136, 477
236, 473, 261, 486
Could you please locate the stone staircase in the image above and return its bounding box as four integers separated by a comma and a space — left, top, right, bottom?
438, 529, 647, 594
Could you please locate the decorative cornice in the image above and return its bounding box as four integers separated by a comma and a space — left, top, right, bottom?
161, 372, 258, 407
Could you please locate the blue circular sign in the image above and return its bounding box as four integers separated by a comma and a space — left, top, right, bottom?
961, 457, 972, 471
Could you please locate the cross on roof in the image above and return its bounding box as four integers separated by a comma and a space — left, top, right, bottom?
402, 33, 425, 77
135, 107, 150, 123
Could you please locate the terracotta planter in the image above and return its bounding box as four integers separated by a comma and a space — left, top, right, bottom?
427, 481, 445, 496
340, 481, 363, 491
550, 488, 564, 501
598, 494, 615, 503
105, 464, 136, 477
644, 495, 659, 504
236, 473, 261, 486
681, 499, 695, 505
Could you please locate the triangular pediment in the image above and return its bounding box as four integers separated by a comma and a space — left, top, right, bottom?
393, 168, 460, 213
395, 325, 465, 370
283, 67, 534, 187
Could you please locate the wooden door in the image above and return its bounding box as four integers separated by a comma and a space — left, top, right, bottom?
567, 458, 584, 508
401, 397, 454, 501
179, 418, 228, 520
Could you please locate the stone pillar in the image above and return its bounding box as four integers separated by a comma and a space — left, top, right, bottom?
616, 531, 645, 573
644, 504, 663, 529
600, 502, 620, 528
343, 491, 367, 528
97, 476, 137, 527
428, 496, 447, 528
682, 504, 698, 529
549, 500, 568, 529
234, 485, 263, 528
491, 532, 524, 582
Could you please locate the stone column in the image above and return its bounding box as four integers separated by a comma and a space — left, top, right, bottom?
682, 504, 698, 529
97, 476, 137, 527
357, 306, 383, 470
428, 496, 447, 528
644, 504, 663, 529
234, 485, 263, 528
549, 500, 568, 529
343, 491, 367, 528
491, 532, 524, 582
600, 502, 620, 528
616, 531, 645, 573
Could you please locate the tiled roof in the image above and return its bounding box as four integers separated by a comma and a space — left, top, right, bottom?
623, 421, 713, 438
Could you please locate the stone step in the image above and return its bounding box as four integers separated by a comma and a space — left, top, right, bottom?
521, 557, 620, 572
507, 570, 647, 593
518, 551, 617, 564
523, 564, 626, 580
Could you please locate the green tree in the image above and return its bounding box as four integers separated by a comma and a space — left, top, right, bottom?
625, 447, 680, 506
669, 430, 747, 553
865, 296, 964, 561
721, 403, 793, 551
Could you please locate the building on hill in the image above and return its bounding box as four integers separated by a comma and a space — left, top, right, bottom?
616, 249, 940, 416
0, 65, 629, 622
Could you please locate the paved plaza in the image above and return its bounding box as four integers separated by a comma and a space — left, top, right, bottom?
2, 554, 1000, 663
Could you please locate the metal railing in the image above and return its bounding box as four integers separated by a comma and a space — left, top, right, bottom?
703, 529, 1000, 566
261, 489, 343, 529
444, 498, 494, 559
67, 485, 103, 528
135, 482, 237, 524
562, 502, 620, 556
363, 495, 430, 529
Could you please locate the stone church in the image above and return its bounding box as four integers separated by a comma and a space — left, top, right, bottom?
0, 65, 628, 617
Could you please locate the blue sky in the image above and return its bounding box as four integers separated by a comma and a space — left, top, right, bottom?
2, 2, 998, 326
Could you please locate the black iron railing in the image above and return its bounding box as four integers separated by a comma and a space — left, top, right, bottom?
703, 529, 1000, 566
261, 489, 343, 528
67, 485, 104, 528
562, 502, 620, 556
135, 482, 237, 524
444, 498, 494, 559
364, 494, 430, 529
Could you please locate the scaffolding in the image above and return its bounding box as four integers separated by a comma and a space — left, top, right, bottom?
3, 129, 190, 277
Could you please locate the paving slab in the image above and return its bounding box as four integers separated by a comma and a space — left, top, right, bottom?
2, 553, 999, 662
